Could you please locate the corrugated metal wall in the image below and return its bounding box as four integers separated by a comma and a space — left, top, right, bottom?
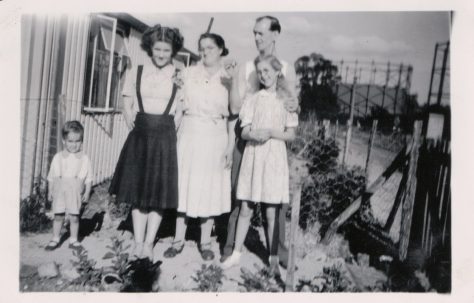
21, 15, 148, 199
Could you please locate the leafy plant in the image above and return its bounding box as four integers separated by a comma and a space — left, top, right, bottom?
239, 264, 284, 292
20, 180, 52, 233
70, 247, 102, 288
192, 264, 225, 292
102, 237, 130, 278
299, 166, 366, 233
296, 264, 356, 292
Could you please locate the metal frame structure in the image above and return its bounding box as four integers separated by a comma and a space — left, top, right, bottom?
334, 60, 413, 119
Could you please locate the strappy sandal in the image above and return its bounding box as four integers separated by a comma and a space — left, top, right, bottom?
163, 240, 184, 258
45, 239, 60, 251
198, 242, 215, 261
68, 241, 83, 251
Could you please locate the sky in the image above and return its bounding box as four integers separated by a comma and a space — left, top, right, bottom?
135, 12, 451, 105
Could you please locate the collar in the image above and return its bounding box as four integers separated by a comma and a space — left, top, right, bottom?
198, 61, 224, 79
259, 89, 277, 97
61, 150, 83, 159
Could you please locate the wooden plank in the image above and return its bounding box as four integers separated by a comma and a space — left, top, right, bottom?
399, 120, 422, 261
342, 77, 357, 166
322, 144, 408, 244
285, 184, 302, 291
365, 120, 378, 177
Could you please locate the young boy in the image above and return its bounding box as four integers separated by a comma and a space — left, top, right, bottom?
45, 121, 93, 251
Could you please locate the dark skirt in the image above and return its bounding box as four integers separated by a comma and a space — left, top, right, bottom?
109, 112, 178, 211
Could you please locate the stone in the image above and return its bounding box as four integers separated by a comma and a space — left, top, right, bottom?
357, 253, 370, 267
20, 264, 37, 278
60, 266, 81, 281
37, 262, 59, 278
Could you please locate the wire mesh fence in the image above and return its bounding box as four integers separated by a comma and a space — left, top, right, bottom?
262, 116, 407, 236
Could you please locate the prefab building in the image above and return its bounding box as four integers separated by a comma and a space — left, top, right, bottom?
20, 13, 198, 199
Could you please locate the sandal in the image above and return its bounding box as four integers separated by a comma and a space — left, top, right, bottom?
163, 240, 184, 258
45, 239, 60, 251
68, 241, 83, 250
198, 242, 214, 261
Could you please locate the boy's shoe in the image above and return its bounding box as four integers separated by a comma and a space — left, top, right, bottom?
45, 239, 60, 251
221, 251, 241, 269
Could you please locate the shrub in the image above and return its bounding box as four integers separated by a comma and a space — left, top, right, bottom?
20, 180, 52, 233
70, 247, 102, 288
192, 264, 225, 292
289, 119, 366, 234
102, 237, 130, 279
239, 264, 284, 292
296, 264, 356, 292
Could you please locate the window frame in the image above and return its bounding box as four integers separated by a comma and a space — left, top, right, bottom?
83, 14, 129, 113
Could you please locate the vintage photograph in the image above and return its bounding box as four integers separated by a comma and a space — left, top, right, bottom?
18, 11, 451, 292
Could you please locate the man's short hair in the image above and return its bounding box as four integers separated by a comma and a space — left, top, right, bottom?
256, 15, 281, 33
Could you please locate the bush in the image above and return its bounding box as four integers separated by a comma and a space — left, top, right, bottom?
192, 264, 225, 292
296, 264, 356, 292
290, 120, 366, 234
20, 180, 52, 233
239, 264, 284, 292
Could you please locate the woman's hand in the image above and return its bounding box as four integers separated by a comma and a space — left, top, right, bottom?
284, 97, 299, 113
223, 146, 233, 169
223, 59, 238, 79
124, 110, 136, 130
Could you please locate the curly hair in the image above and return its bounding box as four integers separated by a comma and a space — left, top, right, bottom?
140, 24, 184, 57
198, 33, 229, 57
62, 120, 84, 140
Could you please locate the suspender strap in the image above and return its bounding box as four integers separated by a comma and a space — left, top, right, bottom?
163, 83, 178, 115
136, 65, 144, 113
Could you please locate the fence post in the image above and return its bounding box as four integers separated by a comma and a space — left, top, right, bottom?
285, 184, 302, 291
322, 119, 330, 141
285, 158, 308, 291
365, 120, 378, 180
334, 120, 339, 141
399, 120, 422, 261
343, 76, 357, 166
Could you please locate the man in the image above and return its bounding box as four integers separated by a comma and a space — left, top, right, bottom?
221, 15, 299, 271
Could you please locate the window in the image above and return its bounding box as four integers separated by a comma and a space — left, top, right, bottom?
83, 14, 130, 112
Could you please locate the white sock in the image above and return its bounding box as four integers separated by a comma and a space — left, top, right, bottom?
69, 238, 78, 244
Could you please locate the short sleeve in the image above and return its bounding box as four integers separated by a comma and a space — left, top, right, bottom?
122, 65, 137, 97
239, 94, 256, 127
285, 111, 299, 128
47, 154, 60, 182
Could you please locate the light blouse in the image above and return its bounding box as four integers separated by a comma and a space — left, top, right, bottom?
181, 63, 230, 119
122, 61, 178, 115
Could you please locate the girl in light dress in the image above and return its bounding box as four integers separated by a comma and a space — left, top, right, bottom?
222, 55, 298, 272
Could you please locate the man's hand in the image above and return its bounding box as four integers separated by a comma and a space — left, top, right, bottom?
284, 97, 299, 113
